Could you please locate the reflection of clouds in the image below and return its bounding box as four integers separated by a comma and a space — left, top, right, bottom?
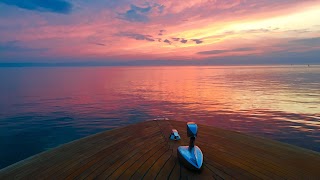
124, 66, 320, 114
1, 66, 319, 170
114, 66, 320, 151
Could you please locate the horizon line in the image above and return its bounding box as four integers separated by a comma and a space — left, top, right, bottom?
0, 62, 319, 67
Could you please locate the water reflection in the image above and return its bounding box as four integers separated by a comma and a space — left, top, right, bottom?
0, 66, 319, 169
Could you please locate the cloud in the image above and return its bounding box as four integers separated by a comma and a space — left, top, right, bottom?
198, 47, 255, 55
172, 38, 180, 41
154, 3, 165, 13
192, 39, 203, 44
200, 49, 320, 65
118, 4, 152, 22
163, 39, 171, 44
208, 28, 313, 41
118, 3, 165, 23
208, 29, 274, 39
158, 29, 166, 36
93, 43, 106, 46
242, 28, 271, 33
0, 41, 48, 53
290, 37, 320, 46
180, 39, 188, 43
117, 32, 155, 42
0, 0, 72, 14
131, 4, 152, 13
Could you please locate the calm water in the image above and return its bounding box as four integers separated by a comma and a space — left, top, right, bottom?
0, 66, 319, 169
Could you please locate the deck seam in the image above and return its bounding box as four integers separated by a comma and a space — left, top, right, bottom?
177, 126, 288, 179
1, 124, 138, 179
117, 142, 168, 179
167, 157, 177, 180
2, 120, 320, 179
129, 145, 169, 179
154, 151, 173, 179
203, 163, 225, 179
107, 136, 167, 179
83, 138, 164, 179
192, 129, 297, 179
141, 148, 171, 179
61, 126, 161, 179
88, 132, 164, 178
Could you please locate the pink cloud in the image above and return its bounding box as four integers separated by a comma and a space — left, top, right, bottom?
0, 0, 319, 62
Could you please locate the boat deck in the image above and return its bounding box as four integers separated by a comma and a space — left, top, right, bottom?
1, 120, 320, 179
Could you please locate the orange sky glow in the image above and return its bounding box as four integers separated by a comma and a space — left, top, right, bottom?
0, 0, 320, 64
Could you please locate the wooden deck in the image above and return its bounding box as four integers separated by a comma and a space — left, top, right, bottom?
1, 120, 320, 179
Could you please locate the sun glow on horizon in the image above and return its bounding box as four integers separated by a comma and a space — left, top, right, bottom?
0, 0, 320, 63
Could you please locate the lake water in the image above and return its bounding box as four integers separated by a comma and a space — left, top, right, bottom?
0, 66, 319, 169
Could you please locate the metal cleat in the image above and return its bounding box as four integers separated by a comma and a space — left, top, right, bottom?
177, 122, 203, 171
169, 129, 181, 140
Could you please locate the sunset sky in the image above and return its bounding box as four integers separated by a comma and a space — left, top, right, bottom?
1, 0, 320, 65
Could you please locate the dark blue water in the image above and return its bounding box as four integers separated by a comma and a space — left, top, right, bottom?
0, 66, 319, 169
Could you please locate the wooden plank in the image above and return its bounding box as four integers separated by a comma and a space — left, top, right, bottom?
1, 120, 320, 180
197, 123, 320, 162
68, 131, 162, 179
130, 145, 170, 179
42, 123, 160, 179
143, 149, 172, 179
0, 124, 128, 177
5, 124, 136, 179
180, 162, 215, 180
155, 152, 175, 180
116, 141, 168, 179
167, 120, 320, 179
192, 131, 286, 178
198, 137, 295, 179
58, 126, 161, 178
204, 163, 232, 180
79, 133, 164, 179
170, 122, 284, 179
187, 125, 317, 178
93, 139, 164, 179
168, 159, 180, 180
168, 122, 252, 178
107, 141, 162, 179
